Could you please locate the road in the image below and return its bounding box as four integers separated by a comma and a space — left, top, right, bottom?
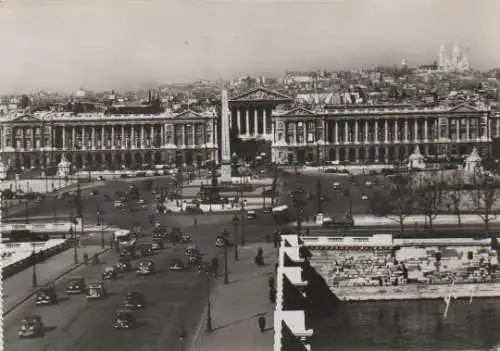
4, 175, 281, 351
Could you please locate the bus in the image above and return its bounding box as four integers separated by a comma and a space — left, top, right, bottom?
113, 230, 136, 248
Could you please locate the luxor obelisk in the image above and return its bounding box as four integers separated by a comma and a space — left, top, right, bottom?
220, 88, 232, 183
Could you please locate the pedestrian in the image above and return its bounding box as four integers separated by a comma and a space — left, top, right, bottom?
258, 315, 266, 333
268, 276, 274, 289
193, 218, 198, 227
269, 287, 276, 304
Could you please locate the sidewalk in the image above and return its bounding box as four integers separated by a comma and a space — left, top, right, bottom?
191, 243, 275, 351
3, 244, 109, 315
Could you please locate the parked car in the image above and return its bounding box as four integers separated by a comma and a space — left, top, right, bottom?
169, 258, 186, 271
185, 245, 200, 257
151, 238, 164, 250
35, 282, 58, 305
85, 282, 107, 300
116, 259, 133, 273
18, 315, 45, 338
180, 233, 192, 244
113, 310, 136, 330
140, 244, 154, 257
124, 291, 146, 310
136, 261, 155, 275
361, 194, 369, 200
246, 210, 257, 219
102, 266, 118, 280
66, 277, 86, 294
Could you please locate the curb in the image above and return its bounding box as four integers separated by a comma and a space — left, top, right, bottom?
3, 247, 111, 317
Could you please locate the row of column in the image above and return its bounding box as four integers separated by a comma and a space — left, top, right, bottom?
235, 108, 270, 137
283, 118, 487, 145
56, 124, 215, 150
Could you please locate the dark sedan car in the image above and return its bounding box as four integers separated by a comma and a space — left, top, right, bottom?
18, 315, 44, 338
124, 291, 146, 310
66, 277, 86, 294
35, 282, 58, 306
116, 259, 133, 273
113, 310, 136, 330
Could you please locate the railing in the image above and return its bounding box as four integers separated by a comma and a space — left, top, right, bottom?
275, 234, 313, 351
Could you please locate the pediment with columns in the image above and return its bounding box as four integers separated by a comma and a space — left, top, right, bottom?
175, 109, 205, 120
281, 107, 318, 117
230, 87, 293, 102
10, 114, 42, 123
448, 103, 479, 113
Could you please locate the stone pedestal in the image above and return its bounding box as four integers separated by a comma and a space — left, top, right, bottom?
220, 164, 232, 183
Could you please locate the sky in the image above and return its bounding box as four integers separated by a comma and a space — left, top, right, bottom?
0, 0, 499, 94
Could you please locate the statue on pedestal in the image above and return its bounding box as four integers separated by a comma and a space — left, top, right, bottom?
57, 153, 71, 177
408, 146, 426, 170
0, 156, 7, 180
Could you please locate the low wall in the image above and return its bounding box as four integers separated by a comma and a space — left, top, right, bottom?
333, 283, 500, 301
0, 222, 74, 234
1, 239, 72, 280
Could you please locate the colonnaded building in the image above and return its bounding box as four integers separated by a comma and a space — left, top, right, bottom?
1, 86, 500, 171
0, 109, 219, 171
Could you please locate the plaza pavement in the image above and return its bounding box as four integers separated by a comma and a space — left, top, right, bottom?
190, 243, 275, 351
3, 244, 109, 316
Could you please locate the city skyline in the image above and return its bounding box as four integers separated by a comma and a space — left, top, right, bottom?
0, 0, 499, 94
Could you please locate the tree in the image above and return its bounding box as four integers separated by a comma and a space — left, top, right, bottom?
416, 172, 444, 229
370, 172, 415, 235
471, 171, 499, 236
448, 170, 465, 227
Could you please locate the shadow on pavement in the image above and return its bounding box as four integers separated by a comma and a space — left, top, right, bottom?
229, 271, 272, 285
43, 326, 58, 334
211, 313, 260, 332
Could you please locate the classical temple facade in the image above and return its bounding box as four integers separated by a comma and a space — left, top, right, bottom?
0, 109, 218, 171
271, 102, 499, 164
228, 87, 293, 141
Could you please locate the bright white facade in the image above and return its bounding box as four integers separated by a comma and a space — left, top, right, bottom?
0, 109, 218, 171
438, 41, 471, 73
272, 102, 498, 165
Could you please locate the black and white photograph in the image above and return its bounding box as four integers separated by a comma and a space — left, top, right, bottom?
1, 0, 500, 350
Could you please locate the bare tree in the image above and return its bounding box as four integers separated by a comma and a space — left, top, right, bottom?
471, 170, 499, 236
370, 172, 415, 235
416, 172, 444, 229
448, 170, 465, 227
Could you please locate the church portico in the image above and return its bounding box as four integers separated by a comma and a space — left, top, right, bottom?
229, 87, 293, 141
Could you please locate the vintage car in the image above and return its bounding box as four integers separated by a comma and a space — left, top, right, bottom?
116, 259, 133, 273
18, 315, 44, 338
140, 244, 154, 257
119, 247, 137, 260
169, 258, 186, 271
113, 310, 136, 330
136, 261, 155, 275
186, 254, 201, 267
66, 277, 86, 294
246, 210, 257, 219
180, 233, 192, 243
85, 282, 107, 300
124, 291, 146, 310
215, 236, 231, 248
184, 245, 200, 257
102, 266, 118, 280
35, 282, 58, 305
151, 238, 164, 250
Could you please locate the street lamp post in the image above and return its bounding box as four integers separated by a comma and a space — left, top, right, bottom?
240, 203, 246, 247
96, 204, 105, 249
70, 214, 78, 264
24, 200, 29, 224
205, 272, 213, 333
232, 215, 239, 261
31, 247, 38, 288
223, 237, 229, 284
